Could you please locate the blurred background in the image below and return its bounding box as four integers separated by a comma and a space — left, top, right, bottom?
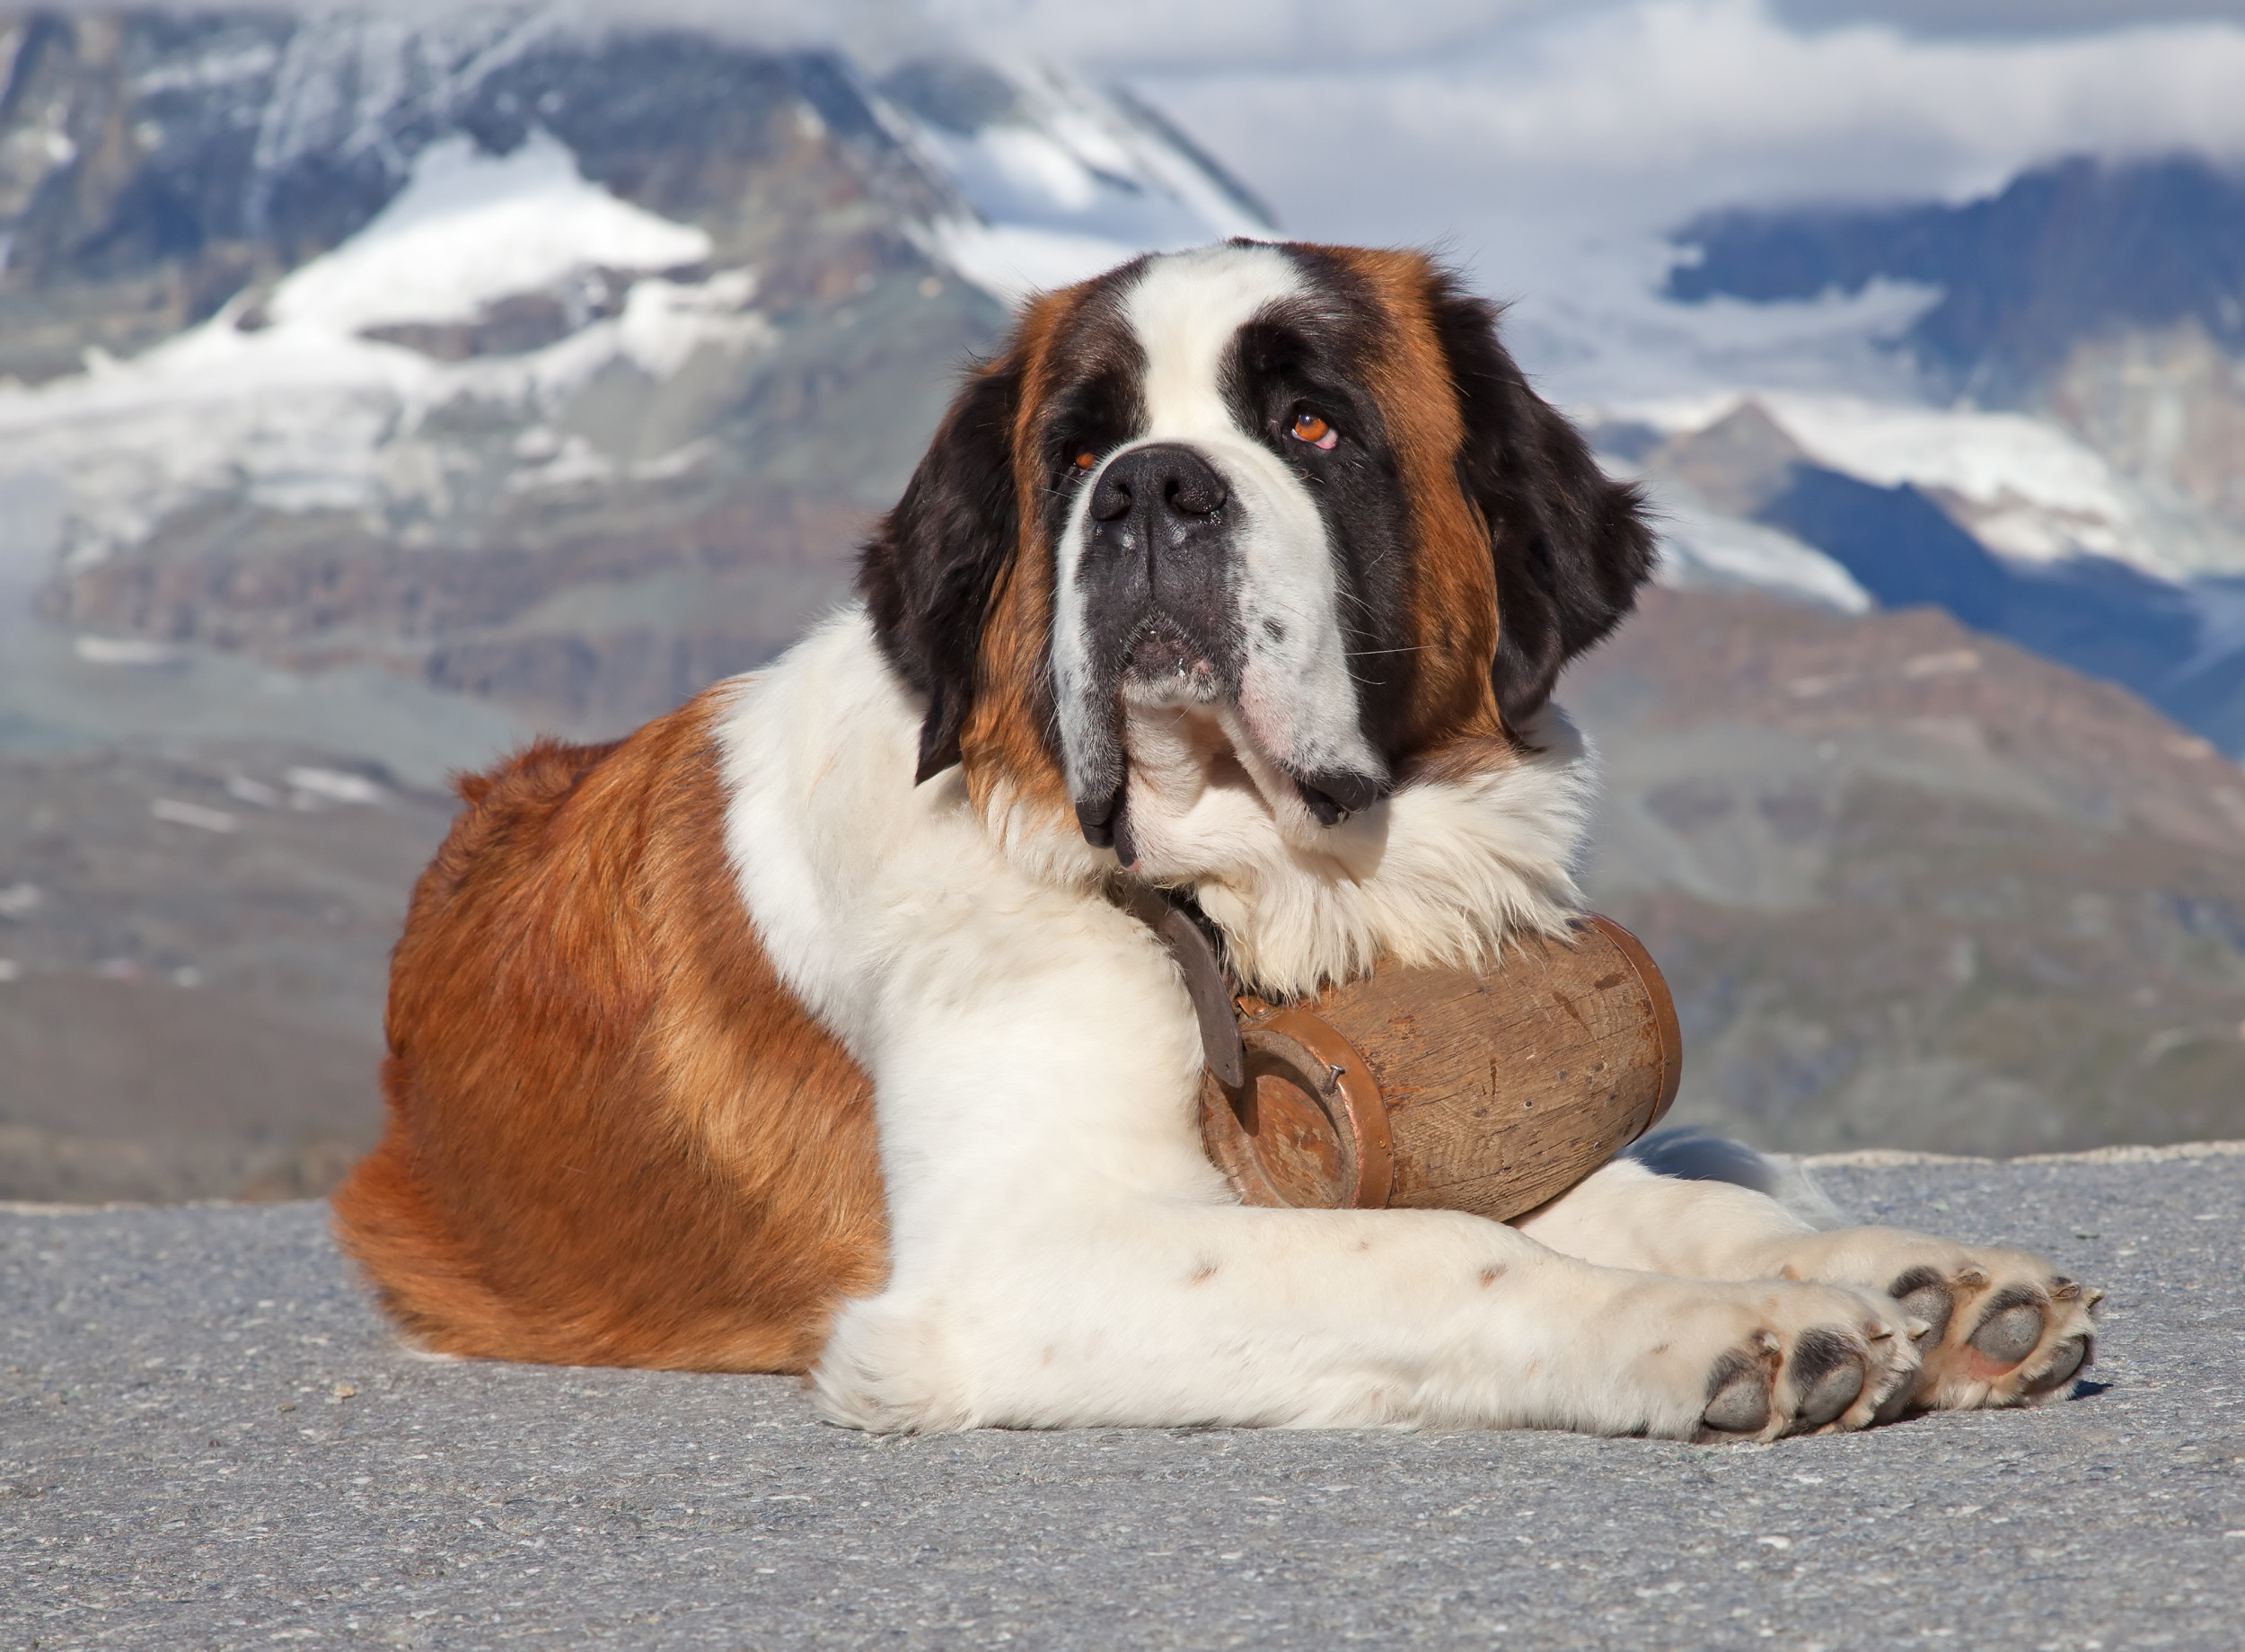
4, 0, 2245, 1201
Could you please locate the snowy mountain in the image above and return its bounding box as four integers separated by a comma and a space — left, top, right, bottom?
1587, 154, 2245, 754
0, 8, 1270, 734
1668, 154, 2245, 406
876, 55, 1270, 304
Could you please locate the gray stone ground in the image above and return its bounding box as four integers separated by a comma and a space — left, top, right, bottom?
4, 1153, 2243, 1650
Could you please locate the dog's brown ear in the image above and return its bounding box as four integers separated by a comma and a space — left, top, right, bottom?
859, 356, 1023, 783
1429, 283, 1656, 728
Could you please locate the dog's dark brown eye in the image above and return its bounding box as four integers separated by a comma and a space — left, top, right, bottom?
1291, 413, 1337, 450
1073, 450, 1097, 472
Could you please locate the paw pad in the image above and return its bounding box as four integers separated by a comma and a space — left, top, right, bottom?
1787, 1328, 1866, 1429
1888, 1265, 1954, 1344
1700, 1332, 1779, 1437
2024, 1333, 2091, 1395
1968, 1292, 2046, 1365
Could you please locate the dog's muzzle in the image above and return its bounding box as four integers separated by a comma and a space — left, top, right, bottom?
1070, 443, 1246, 845
1066, 441, 1387, 853
1079, 442, 1239, 690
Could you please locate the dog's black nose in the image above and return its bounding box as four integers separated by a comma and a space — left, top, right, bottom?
1089, 444, 1228, 524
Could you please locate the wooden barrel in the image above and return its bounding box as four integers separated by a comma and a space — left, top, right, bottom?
1199, 915, 1681, 1222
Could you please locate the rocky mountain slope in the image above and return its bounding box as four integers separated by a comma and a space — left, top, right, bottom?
1570, 587, 2245, 1157
0, 740, 455, 1202
1640, 154, 2245, 757
7, 582, 2239, 1204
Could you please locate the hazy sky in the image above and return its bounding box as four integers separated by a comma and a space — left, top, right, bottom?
1098, 3, 2245, 231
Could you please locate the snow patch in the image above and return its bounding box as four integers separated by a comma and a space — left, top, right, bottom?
75, 636, 188, 667
1613, 389, 2173, 579
151, 798, 239, 834
285, 766, 384, 805
0, 131, 769, 567
1649, 490, 1872, 614
1763, 391, 2169, 576
616, 269, 771, 379
1759, 394, 2138, 539
884, 63, 1271, 307
919, 220, 1150, 310
269, 131, 709, 334
132, 37, 282, 96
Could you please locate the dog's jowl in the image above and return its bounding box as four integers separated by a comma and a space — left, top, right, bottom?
334, 242, 2098, 1437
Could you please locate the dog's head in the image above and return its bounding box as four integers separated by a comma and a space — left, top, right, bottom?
861, 241, 1653, 874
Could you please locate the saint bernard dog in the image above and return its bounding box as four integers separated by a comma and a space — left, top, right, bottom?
334, 242, 2099, 1439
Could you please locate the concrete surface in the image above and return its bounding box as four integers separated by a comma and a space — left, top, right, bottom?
4, 1153, 2243, 1650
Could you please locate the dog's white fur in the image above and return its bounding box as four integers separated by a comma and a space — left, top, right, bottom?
718, 612, 1906, 1433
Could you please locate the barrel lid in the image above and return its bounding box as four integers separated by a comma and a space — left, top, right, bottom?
1578, 914, 1683, 1135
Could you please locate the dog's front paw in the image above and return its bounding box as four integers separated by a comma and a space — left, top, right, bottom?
1752, 1230, 2100, 1413
1883, 1247, 2100, 1411
1651, 1279, 1920, 1444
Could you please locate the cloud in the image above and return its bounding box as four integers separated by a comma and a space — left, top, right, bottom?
1090, 0, 2245, 392
1137, 0, 2245, 239
915, 0, 1580, 71
1774, 0, 2245, 40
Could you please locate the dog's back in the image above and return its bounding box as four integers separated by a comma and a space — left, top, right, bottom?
331, 688, 887, 1372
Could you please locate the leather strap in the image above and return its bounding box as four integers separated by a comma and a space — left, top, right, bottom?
1117, 884, 1246, 1089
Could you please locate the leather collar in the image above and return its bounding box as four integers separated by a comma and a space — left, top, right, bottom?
1114, 883, 1246, 1089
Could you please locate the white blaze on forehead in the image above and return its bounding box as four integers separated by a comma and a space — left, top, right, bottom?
1122, 242, 1307, 438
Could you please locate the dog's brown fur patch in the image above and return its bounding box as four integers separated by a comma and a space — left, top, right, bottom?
1327, 247, 1510, 758
331, 688, 885, 1372
960, 284, 1087, 823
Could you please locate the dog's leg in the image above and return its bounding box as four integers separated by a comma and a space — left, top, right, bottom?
805, 927, 1916, 1438
1516, 1156, 2100, 1413
814, 1199, 1920, 1438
